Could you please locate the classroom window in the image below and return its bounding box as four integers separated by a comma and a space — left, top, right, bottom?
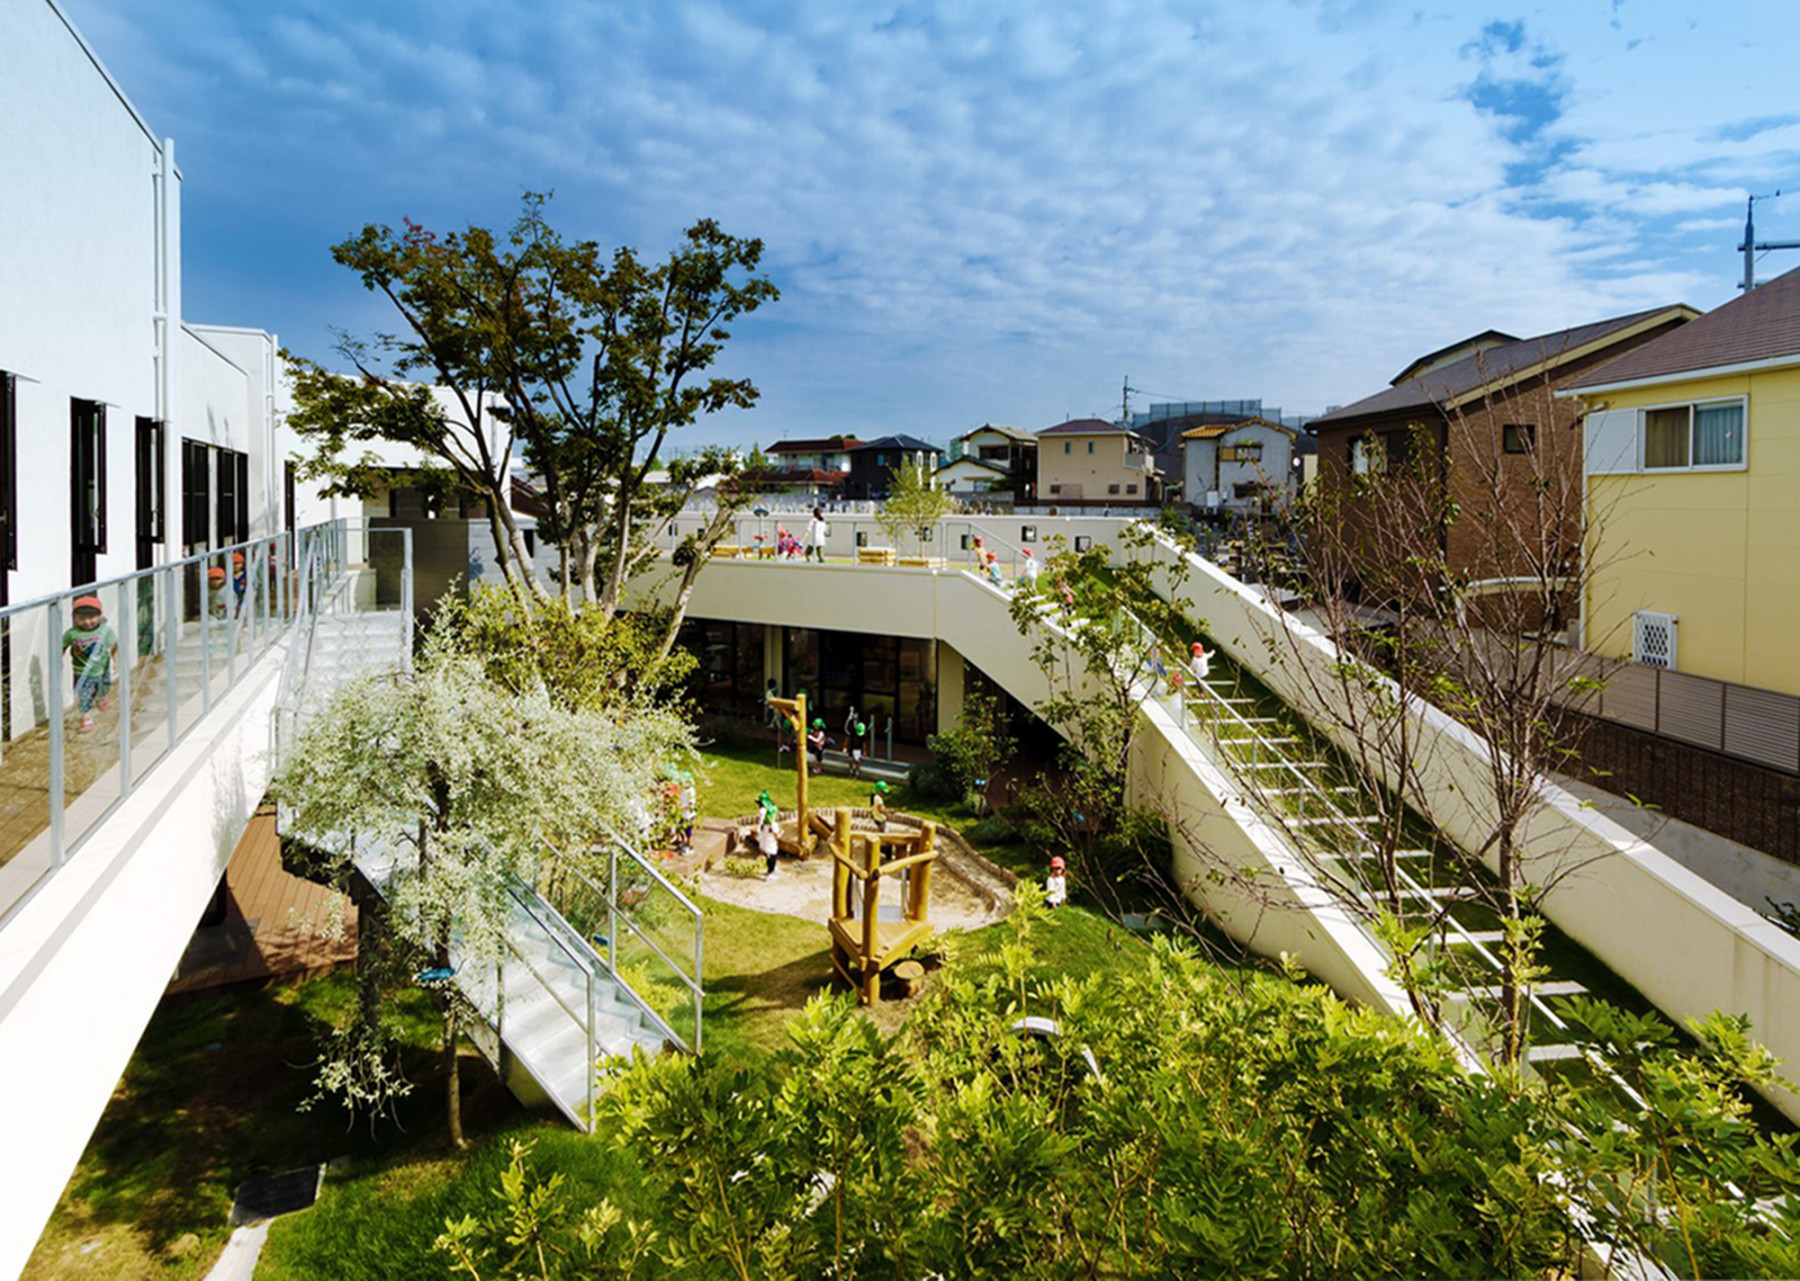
71, 399, 107, 559
0, 373, 15, 570
181, 438, 210, 548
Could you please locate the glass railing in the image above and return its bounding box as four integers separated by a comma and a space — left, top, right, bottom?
542, 836, 703, 1055
0, 519, 410, 931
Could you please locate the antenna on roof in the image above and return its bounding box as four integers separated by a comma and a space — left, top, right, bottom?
1739, 191, 1800, 291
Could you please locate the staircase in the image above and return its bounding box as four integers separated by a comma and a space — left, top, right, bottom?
276, 541, 697, 1131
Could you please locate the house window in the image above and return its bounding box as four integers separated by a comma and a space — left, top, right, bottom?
71, 399, 107, 584
1087, 441, 1094, 454
1643, 400, 1744, 470
1048, 484, 1062, 495
1107, 483, 1121, 495
1348, 435, 1384, 476
1125, 483, 1139, 495
1502, 423, 1536, 454
1221, 443, 1263, 463
1063, 442, 1071, 455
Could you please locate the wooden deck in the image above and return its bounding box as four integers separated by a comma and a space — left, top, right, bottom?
166, 808, 358, 994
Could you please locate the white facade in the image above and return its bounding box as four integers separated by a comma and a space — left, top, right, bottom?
0, 0, 308, 613
1182, 420, 1298, 513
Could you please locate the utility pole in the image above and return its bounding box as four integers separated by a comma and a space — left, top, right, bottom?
1121, 375, 1142, 427
1739, 192, 1800, 291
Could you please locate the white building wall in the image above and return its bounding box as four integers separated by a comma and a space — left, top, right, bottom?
0, 0, 176, 604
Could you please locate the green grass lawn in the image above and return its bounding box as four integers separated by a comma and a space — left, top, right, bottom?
23, 977, 520, 1281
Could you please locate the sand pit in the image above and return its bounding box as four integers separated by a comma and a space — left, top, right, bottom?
698, 810, 1016, 933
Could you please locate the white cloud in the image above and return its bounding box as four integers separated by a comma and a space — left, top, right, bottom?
49, 0, 1800, 438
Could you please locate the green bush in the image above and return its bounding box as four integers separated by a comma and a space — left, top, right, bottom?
961, 814, 1016, 846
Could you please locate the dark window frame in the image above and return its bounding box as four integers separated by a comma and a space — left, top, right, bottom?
0, 372, 16, 571
71, 398, 107, 557
135, 417, 165, 570
181, 437, 212, 549
1502, 422, 1536, 454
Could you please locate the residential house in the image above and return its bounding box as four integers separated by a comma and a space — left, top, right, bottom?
1309, 304, 1698, 590
1569, 267, 1800, 697
1180, 417, 1300, 514
756, 435, 863, 497
845, 435, 943, 500
939, 423, 1037, 503
1035, 418, 1160, 507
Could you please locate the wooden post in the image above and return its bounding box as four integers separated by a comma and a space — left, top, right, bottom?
794, 691, 809, 847
862, 827, 883, 1004
911, 822, 936, 921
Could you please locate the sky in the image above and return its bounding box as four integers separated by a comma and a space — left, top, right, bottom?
58, 0, 1800, 450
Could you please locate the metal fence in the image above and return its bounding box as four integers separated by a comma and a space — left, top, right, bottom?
1589, 660, 1800, 777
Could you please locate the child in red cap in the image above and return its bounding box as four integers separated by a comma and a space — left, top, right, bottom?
62, 595, 118, 732
1045, 855, 1068, 908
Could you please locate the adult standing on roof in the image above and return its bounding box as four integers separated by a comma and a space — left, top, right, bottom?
806, 506, 830, 563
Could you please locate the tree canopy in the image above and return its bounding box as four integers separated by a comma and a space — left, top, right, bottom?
287, 194, 777, 645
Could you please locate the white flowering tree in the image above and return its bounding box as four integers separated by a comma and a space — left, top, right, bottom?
275, 638, 693, 1147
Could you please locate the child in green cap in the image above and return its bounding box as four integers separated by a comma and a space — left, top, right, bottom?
870, 780, 889, 830
807, 718, 827, 775
849, 721, 867, 777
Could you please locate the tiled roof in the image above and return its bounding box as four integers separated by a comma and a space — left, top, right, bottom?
1038, 418, 1131, 436
1566, 266, 1800, 390
766, 436, 864, 454
852, 434, 940, 453
1314, 304, 1695, 426
1179, 416, 1295, 441
1390, 329, 1518, 385
956, 422, 1035, 443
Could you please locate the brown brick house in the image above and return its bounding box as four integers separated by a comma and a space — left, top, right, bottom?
1309, 305, 1698, 600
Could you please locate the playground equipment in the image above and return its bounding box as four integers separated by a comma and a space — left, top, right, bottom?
825, 807, 938, 1004
766, 692, 815, 852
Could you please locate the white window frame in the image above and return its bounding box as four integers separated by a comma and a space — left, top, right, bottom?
1638, 396, 1747, 473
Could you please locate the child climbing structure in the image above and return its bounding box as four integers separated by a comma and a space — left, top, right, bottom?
825, 807, 938, 1004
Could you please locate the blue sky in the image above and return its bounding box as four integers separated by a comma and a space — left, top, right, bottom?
61, 0, 1800, 448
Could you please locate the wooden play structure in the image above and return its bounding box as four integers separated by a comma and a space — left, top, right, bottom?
766, 692, 815, 852
824, 808, 939, 1004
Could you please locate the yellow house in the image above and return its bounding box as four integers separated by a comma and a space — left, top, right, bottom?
1568, 266, 1800, 696
1035, 417, 1161, 506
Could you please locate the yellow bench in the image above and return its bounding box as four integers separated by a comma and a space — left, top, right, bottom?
711, 544, 741, 558
896, 555, 936, 568
857, 546, 897, 566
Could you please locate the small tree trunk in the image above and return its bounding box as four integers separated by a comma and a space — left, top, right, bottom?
443, 994, 466, 1150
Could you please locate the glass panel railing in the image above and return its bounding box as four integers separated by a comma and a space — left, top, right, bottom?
59, 581, 127, 854
605, 841, 703, 1054
0, 520, 411, 930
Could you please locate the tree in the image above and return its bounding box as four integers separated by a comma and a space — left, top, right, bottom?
1244, 360, 1626, 1065
288, 195, 778, 648
274, 625, 693, 1146
435, 903, 1800, 1279
874, 457, 955, 559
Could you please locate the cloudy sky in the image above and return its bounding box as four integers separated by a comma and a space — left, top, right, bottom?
59, 0, 1800, 447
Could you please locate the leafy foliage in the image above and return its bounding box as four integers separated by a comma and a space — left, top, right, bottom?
435, 902, 1800, 1279
925, 685, 1013, 801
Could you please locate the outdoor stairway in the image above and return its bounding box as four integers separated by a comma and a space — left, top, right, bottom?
1107, 608, 1624, 1081
277, 575, 689, 1132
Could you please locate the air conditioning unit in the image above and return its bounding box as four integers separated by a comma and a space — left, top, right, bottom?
1633, 610, 1678, 670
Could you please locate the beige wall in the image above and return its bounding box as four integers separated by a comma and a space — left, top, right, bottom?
1038, 433, 1153, 501
1584, 365, 1800, 695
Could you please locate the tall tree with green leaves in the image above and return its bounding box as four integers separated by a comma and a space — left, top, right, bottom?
874, 456, 955, 558
287, 195, 777, 646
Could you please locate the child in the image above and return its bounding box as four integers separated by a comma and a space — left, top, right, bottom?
808, 718, 828, 774
1045, 855, 1068, 909
849, 721, 866, 777
1190, 641, 1214, 684
983, 549, 1004, 587
206, 565, 230, 619
870, 781, 889, 830
758, 818, 780, 876
1020, 547, 1039, 586
62, 595, 118, 732
757, 788, 779, 827
679, 773, 698, 853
